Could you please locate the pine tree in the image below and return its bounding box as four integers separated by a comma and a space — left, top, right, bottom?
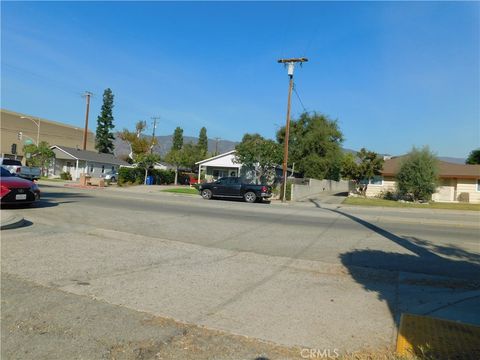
172, 127, 183, 151
198, 127, 208, 156
95, 88, 115, 154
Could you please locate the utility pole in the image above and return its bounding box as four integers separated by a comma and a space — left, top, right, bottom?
82, 91, 93, 150
214, 137, 221, 156
277, 57, 308, 202
150, 116, 160, 154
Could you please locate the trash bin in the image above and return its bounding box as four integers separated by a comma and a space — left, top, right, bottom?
147, 175, 154, 185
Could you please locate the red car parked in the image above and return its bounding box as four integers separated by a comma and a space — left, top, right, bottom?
0, 166, 40, 205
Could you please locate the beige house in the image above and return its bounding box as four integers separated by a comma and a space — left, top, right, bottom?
366, 157, 480, 203
1, 109, 95, 162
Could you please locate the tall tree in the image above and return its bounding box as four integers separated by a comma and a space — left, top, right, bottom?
197, 127, 208, 156
118, 120, 150, 157
95, 88, 115, 154
396, 146, 438, 202
276, 112, 344, 180
341, 148, 384, 195
165, 149, 183, 185
172, 127, 184, 151
234, 133, 283, 184
23, 141, 55, 177
466, 149, 480, 164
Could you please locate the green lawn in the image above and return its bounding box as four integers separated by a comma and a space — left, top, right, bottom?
342, 197, 480, 211
161, 188, 199, 195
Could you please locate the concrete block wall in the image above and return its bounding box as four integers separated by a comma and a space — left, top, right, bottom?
292, 179, 353, 201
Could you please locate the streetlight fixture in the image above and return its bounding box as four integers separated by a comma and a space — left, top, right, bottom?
20, 116, 40, 145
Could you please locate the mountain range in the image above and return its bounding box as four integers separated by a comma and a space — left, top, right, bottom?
113, 134, 466, 164
113, 134, 238, 158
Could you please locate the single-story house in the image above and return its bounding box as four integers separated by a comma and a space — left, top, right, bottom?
366, 156, 480, 203
195, 150, 300, 183
49, 145, 129, 180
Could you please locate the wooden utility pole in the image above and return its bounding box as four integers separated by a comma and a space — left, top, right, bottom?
277, 57, 308, 202
150, 116, 160, 153
82, 91, 93, 150
214, 137, 221, 156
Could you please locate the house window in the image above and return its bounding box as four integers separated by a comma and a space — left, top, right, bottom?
111, 166, 115, 172
370, 176, 383, 185
360, 176, 383, 185
101, 165, 105, 173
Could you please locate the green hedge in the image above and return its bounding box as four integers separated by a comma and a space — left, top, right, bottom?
118, 167, 176, 185
279, 181, 292, 201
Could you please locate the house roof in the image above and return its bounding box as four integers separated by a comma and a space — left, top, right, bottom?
51, 145, 129, 166
195, 150, 236, 165
382, 156, 480, 179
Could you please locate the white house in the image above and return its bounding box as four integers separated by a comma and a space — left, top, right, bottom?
195, 150, 241, 182
195, 150, 299, 183
50, 145, 129, 180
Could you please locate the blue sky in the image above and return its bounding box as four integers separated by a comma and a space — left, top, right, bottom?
1, 1, 479, 157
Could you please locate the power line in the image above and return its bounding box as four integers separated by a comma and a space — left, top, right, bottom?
293, 83, 308, 113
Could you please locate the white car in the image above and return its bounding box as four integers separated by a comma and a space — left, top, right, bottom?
0, 158, 41, 181
101, 170, 118, 182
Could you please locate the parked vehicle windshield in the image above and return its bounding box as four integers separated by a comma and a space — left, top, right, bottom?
1, 159, 22, 166
1, 167, 14, 177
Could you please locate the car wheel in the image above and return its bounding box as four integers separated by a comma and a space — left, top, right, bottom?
111, 177, 116, 182
244, 191, 256, 203
201, 189, 212, 200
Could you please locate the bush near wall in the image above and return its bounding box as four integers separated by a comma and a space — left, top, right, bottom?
60, 172, 72, 180
118, 167, 175, 185
278, 181, 292, 201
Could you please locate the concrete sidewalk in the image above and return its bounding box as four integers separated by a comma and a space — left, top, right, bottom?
3, 224, 479, 353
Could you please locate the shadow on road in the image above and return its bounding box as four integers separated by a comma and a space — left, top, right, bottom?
2, 189, 92, 210
310, 199, 480, 358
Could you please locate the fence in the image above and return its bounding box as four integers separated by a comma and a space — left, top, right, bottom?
291, 179, 354, 201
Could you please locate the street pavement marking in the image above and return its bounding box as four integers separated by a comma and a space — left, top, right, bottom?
396, 313, 480, 359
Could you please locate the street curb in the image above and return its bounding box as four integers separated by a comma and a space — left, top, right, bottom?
0, 214, 25, 230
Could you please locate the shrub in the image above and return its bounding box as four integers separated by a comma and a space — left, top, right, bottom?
118, 167, 142, 185
150, 169, 175, 185
378, 190, 398, 201
279, 181, 293, 201
396, 147, 438, 202
118, 167, 175, 185
457, 192, 470, 203
60, 172, 72, 180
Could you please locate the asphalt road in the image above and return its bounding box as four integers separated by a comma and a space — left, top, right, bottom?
2, 184, 479, 359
